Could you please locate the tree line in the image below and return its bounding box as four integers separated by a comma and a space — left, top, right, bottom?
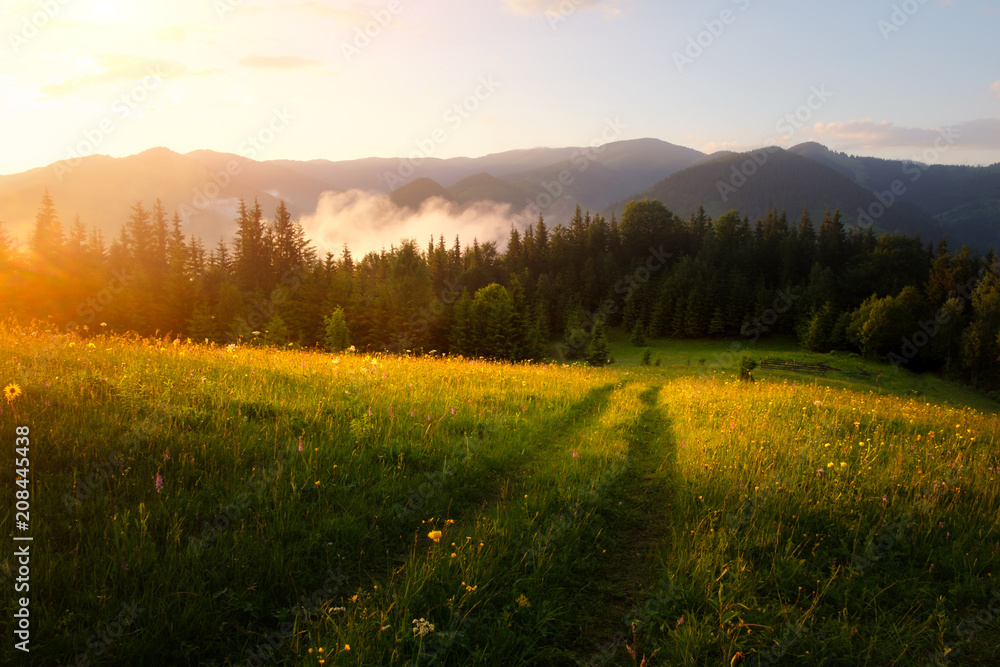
4, 190, 1000, 390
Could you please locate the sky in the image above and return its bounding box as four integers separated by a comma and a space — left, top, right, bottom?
1, 0, 999, 175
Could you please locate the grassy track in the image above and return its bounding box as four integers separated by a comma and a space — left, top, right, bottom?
1, 323, 999, 665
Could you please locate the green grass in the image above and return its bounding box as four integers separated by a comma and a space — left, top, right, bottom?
610, 331, 999, 414
1, 323, 999, 666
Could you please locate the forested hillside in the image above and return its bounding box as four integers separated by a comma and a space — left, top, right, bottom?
5, 190, 1000, 391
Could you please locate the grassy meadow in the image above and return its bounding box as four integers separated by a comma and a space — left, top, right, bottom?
2, 321, 999, 665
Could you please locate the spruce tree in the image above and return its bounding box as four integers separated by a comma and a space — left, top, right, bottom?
587, 319, 612, 367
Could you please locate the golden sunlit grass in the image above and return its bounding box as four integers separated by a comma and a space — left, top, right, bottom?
1, 319, 998, 665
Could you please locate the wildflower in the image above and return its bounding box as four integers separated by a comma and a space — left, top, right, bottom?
165, 448, 171, 461
155, 472, 163, 492
451, 407, 456, 415
840, 462, 847, 468
427, 530, 442, 542
676, 615, 685, 626
298, 439, 303, 452
817, 469, 824, 474
3, 383, 22, 404
88, 342, 96, 348
882, 495, 887, 503
516, 594, 530, 608
813, 400, 822, 406
939, 522, 945, 528
444, 519, 454, 526
412, 618, 435, 636
344, 644, 350, 650
572, 450, 579, 458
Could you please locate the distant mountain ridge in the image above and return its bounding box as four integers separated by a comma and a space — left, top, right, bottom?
1, 138, 997, 251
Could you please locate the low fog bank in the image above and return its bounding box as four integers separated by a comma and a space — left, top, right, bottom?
299, 189, 536, 257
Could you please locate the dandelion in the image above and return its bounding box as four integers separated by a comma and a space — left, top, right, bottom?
428, 530, 442, 542
155, 472, 163, 493
4, 383, 22, 404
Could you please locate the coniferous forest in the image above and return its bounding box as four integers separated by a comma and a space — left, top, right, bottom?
6, 190, 1000, 390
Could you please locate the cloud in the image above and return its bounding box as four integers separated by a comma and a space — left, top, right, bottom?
992, 81, 1000, 101
502, 0, 630, 17
238, 55, 323, 69
299, 190, 529, 258
811, 118, 1000, 151
40, 55, 187, 96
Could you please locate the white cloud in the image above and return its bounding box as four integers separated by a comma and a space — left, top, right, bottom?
299, 190, 529, 258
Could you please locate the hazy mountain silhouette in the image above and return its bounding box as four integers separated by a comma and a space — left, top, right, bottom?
1, 139, 997, 251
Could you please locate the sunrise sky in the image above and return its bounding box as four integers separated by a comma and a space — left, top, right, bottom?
1, 0, 998, 175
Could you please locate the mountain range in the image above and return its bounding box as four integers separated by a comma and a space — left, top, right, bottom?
2, 138, 998, 252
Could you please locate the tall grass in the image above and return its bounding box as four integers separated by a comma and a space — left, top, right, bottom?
1, 322, 998, 665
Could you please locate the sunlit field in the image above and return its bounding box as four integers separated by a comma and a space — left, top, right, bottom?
2, 321, 999, 666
